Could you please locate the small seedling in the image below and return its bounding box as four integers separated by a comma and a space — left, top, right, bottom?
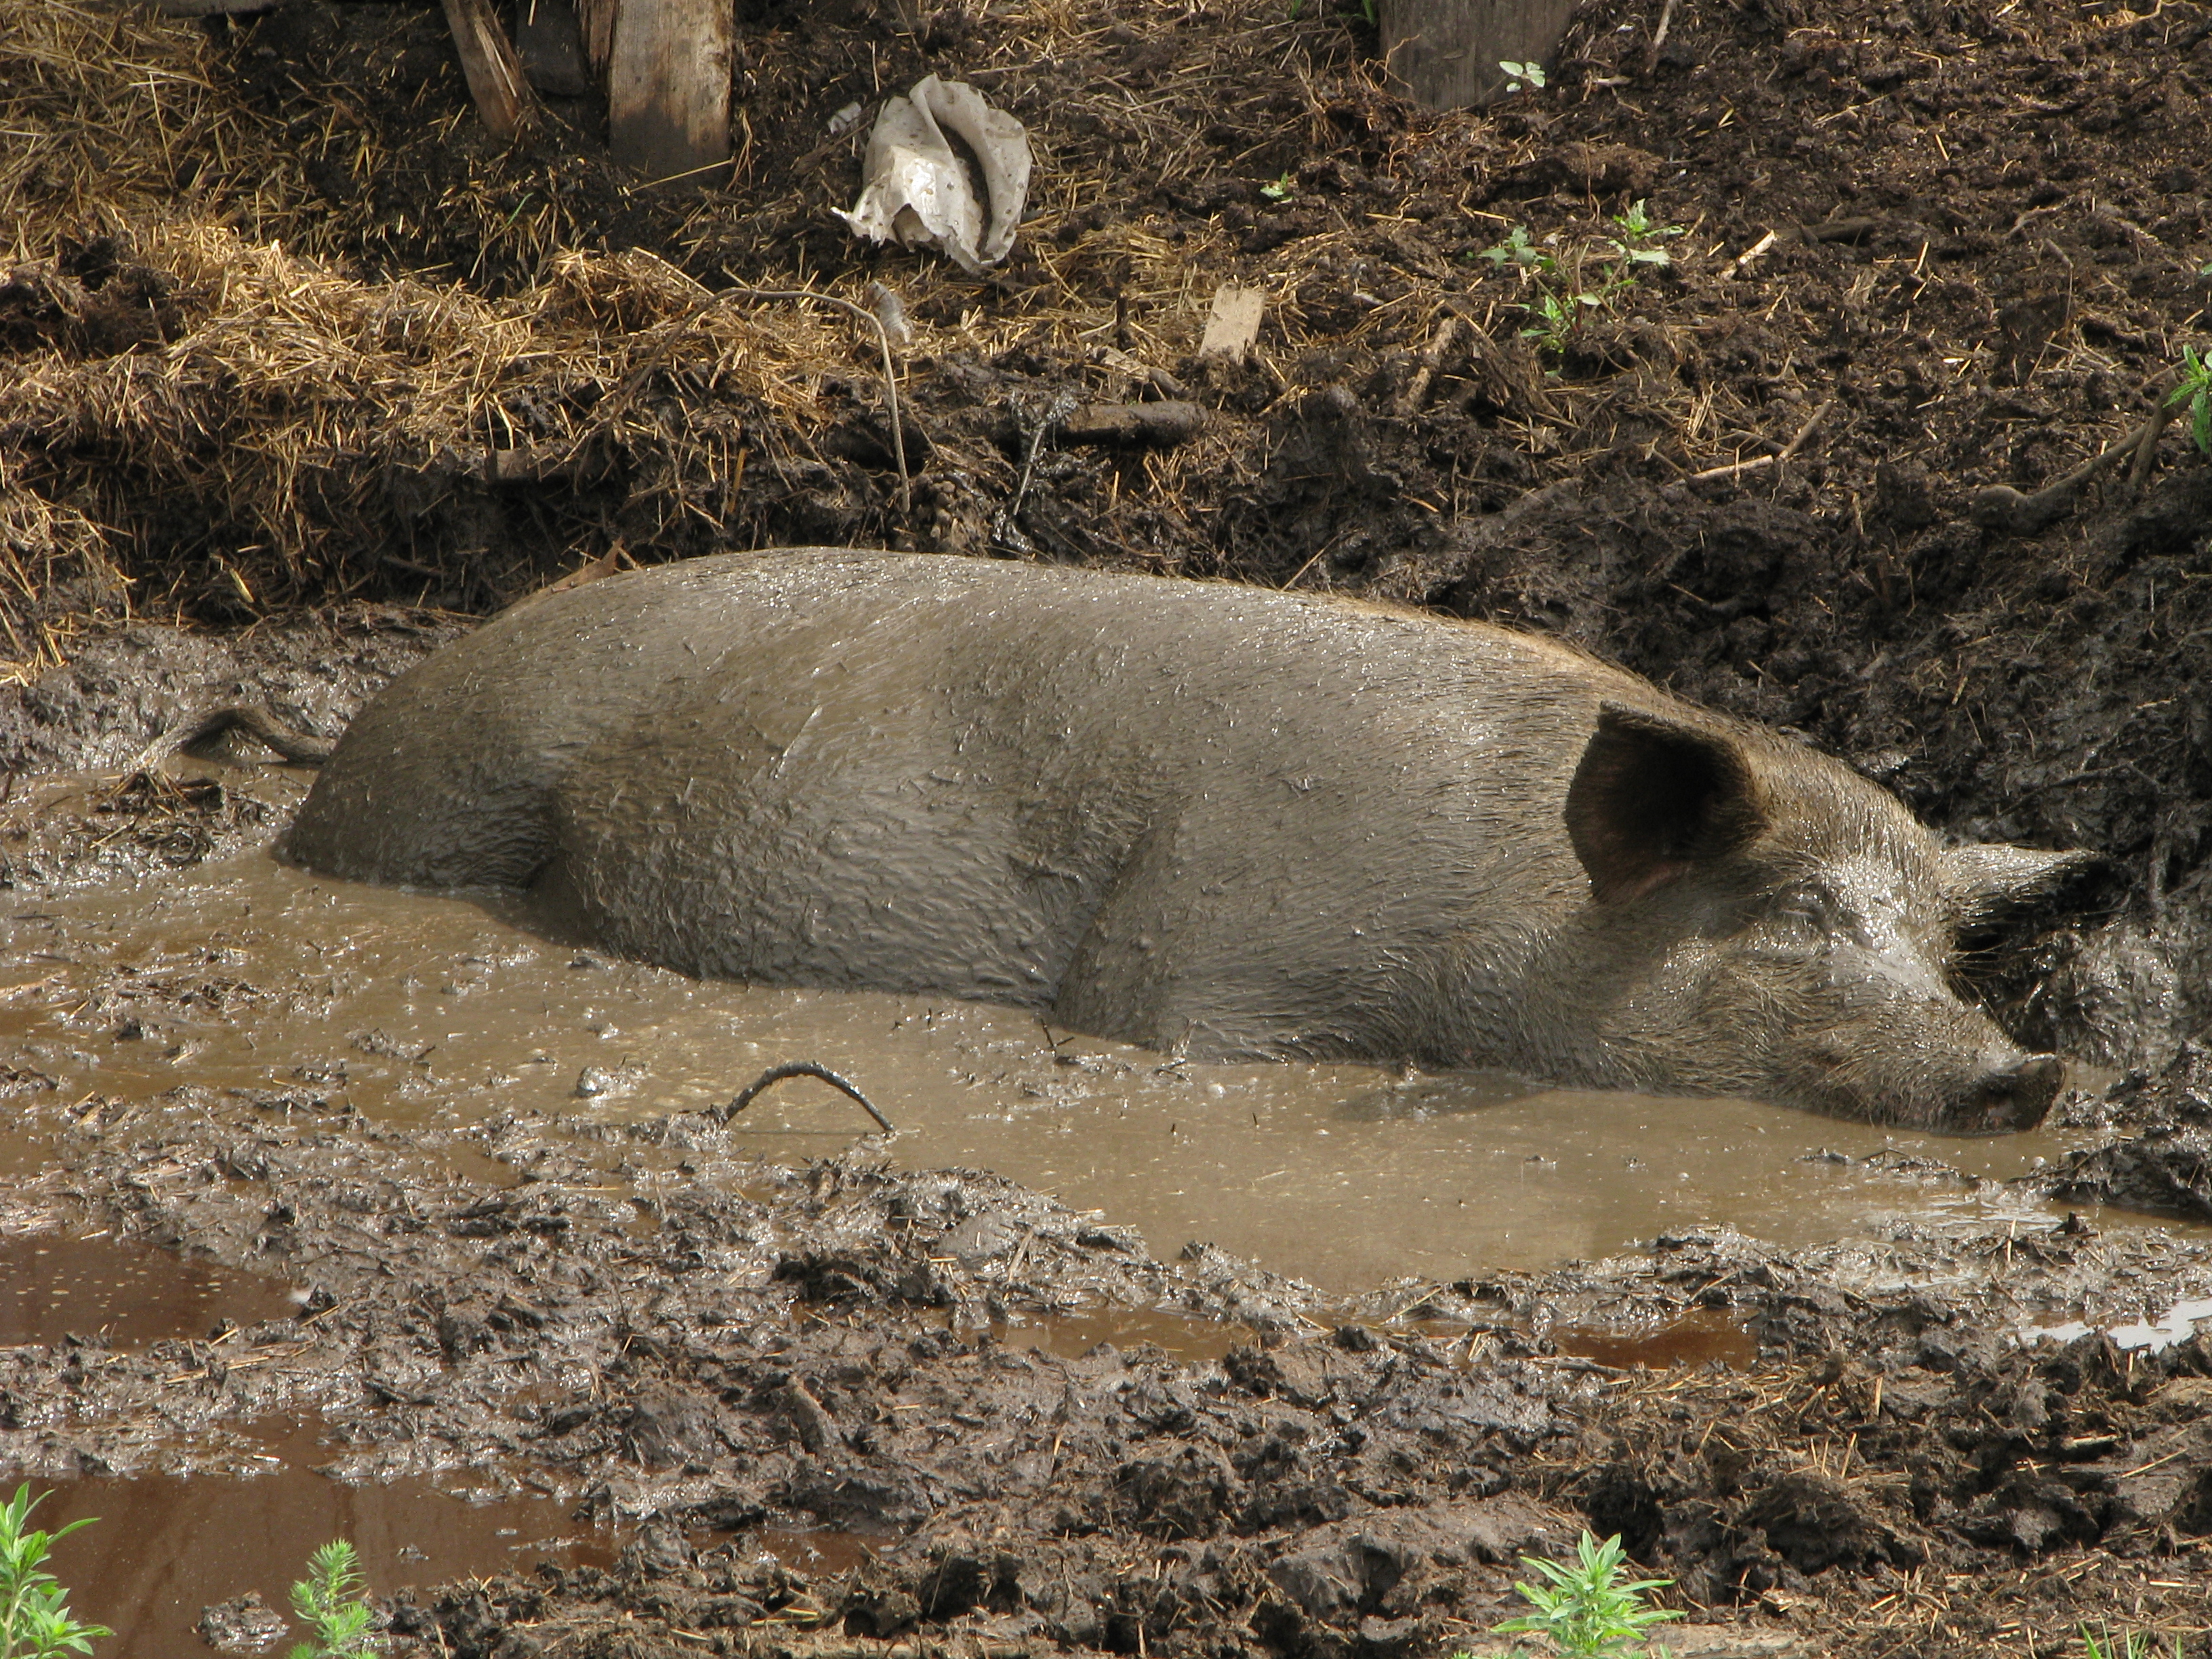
1606, 199, 1686, 268
1260, 171, 1296, 202
1492, 1530, 1680, 1658
1480, 225, 1556, 272
289, 1540, 376, 1659
1500, 59, 1548, 91
2168, 344, 2212, 455
0, 1485, 111, 1659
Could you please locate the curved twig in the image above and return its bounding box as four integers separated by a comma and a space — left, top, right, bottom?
712, 1061, 894, 1132
714, 283, 912, 514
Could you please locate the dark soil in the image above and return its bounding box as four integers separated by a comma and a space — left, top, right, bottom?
8, 0, 2212, 1652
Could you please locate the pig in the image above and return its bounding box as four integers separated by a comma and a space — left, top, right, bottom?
283, 548, 2091, 1131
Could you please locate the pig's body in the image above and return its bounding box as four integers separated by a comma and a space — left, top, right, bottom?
284, 549, 2083, 1130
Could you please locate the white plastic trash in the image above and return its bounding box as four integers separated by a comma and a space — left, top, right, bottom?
836, 75, 1032, 274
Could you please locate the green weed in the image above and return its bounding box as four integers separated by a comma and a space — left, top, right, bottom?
2168, 344, 2212, 455
289, 1540, 376, 1659
1480, 202, 1683, 358
1490, 1530, 1680, 1658
1500, 59, 1548, 91
0, 1485, 110, 1659
1261, 171, 1296, 202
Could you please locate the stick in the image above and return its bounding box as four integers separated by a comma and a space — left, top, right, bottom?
713, 1063, 893, 1132
438, 0, 537, 140
1643, 0, 1678, 73
2128, 394, 2179, 491
1687, 400, 1829, 483
1395, 314, 1461, 416
1967, 408, 2164, 534
714, 285, 910, 513
1724, 229, 1780, 279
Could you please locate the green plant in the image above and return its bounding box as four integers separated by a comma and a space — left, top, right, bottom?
1491, 1530, 1680, 1658
2079, 1628, 2151, 1659
1605, 199, 1685, 268
1261, 171, 1296, 203
0, 1485, 110, 1659
1480, 224, 1556, 272
1480, 205, 1684, 358
2169, 344, 2212, 456
1500, 58, 1548, 91
288, 1540, 376, 1659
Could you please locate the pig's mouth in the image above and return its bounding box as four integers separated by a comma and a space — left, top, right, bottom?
1771, 1023, 2068, 1134
1938, 1052, 2066, 1135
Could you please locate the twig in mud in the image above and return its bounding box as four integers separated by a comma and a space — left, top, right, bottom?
1395, 314, 1461, 417
994, 390, 1080, 553
132, 700, 335, 772
713, 283, 912, 514
714, 1062, 895, 1132
1969, 396, 2172, 535
2129, 395, 2179, 491
1643, 0, 1678, 73
1687, 401, 1830, 483
1723, 229, 1780, 280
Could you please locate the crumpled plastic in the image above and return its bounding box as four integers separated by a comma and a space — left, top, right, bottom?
836, 75, 1032, 274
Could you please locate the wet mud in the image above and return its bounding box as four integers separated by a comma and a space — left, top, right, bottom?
7, 0, 2212, 1650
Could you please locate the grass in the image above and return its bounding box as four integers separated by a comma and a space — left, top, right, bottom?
2081, 1629, 2151, 1659
0, 1486, 110, 1659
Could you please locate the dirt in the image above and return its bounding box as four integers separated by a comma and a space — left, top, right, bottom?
7, 0, 2212, 1652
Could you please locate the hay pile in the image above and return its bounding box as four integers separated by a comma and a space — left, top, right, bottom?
0, 220, 908, 637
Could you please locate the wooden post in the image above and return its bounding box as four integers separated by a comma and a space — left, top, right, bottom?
438, 0, 537, 139
1377, 0, 1578, 108
607, 0, 733, 183
515, 0, 594, 98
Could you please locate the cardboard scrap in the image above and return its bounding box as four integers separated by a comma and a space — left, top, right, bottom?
1199, 285, 1265, 361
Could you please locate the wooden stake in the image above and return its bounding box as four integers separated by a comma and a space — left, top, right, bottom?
439, 0, 536, 140
608, 0, 734, 183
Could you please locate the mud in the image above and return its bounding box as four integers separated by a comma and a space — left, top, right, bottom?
7, 0, 2212, 1650
0, 842, 2161, 1292
3, 1067, 2212, 1657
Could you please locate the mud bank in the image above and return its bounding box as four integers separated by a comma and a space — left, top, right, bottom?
3, 1077, 2212, 1658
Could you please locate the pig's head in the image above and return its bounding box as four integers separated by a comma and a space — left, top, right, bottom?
1560, 703, 2092, 1132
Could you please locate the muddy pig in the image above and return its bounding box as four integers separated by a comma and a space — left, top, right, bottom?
283, 549, 2091, 1130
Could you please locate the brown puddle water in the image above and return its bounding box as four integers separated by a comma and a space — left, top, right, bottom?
33, 1441, 610, 1659
0, 846, 2173, 1293
0, 1231, 302, 1348
1556, 1309, 1761, 1370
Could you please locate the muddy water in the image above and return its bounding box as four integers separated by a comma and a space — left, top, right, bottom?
33, 1429, 609, 1659
1, 846, 2149, 1292
0, 1232, 302, 1347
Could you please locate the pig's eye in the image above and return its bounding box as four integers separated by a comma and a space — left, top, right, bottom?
1770, 880, 1841, 939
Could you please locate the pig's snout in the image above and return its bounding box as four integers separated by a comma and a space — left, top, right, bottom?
1949, 1052, 2065, 1134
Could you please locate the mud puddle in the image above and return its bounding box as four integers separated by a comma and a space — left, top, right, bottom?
33, 1431, 610, 1659
0, 845, 2165, 1290
0, 1231, 300, 1348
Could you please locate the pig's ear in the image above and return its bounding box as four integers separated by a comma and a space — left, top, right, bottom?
1565, 703, 1766, 904
1944, 844, 2107, 924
